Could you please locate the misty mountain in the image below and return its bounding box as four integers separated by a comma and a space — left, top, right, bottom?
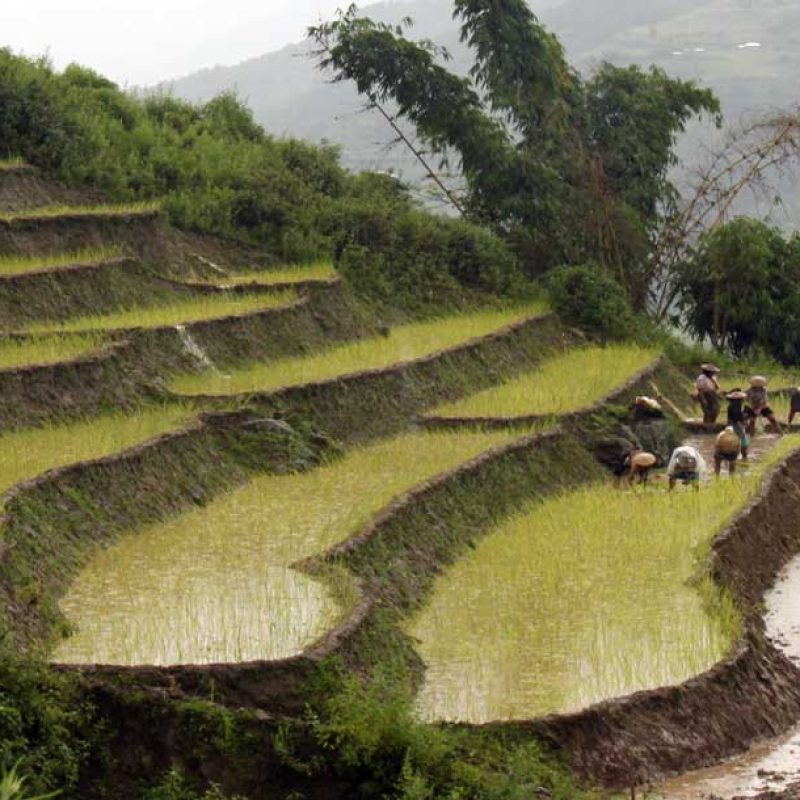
163, 0, 800, 220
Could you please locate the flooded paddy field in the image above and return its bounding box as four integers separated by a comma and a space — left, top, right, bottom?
0, 332, 107, 369
20, 289, 297, 334
431, 344, 659, 418
408, 435, 800, 724
0, 403, 196, 499
53, 428, 519, 667
169, 302, 547, 396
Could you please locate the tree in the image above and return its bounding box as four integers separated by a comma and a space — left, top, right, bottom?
310, 3, 721, 308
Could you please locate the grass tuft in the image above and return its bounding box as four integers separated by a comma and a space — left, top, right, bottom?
217, 261, 336, 287
0, 333, 108, 370
0, 201, 160, 222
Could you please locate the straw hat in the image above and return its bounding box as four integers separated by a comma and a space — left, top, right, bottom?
716, 427, 741, 456
726, 390, 747, 400
631, 452, 657, 469
750, 375, 768, 388
635, 395, 662, 412
701, 363, 721, 374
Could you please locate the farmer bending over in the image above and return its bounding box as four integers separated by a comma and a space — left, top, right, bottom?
667, 445, 706, 490
746, 376, 782, 437
714, 426, 742, 477
726, 389, 750, 461
626, 450, 657, 485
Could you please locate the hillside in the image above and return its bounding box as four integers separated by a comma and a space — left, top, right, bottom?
164, 0, 800, 202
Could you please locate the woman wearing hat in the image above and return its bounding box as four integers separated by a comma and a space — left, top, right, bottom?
696, 364, 721, 425
726, 389, 750, 460
714, 426, 742, 476
625, 450, 658, 485
745, 376, 782, 437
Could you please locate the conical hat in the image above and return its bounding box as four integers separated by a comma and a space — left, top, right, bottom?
716, 428, 741, 455
726, 390, 747, 400
701, 363, 721, 374
750, 375, 768, 388
631, 452, 657, 469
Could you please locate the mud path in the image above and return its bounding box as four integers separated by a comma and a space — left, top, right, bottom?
658, 428, 800, 800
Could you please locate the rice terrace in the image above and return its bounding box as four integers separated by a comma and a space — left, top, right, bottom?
4, 2, 800, 799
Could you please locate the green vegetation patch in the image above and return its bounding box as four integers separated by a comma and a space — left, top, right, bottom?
0, 201, 159, 222
0, 333, 107, 370
20, 290, 297, 334
410, 436, 800, 723
53, 428, 519, 666
0, 156, 25, 170
0, 246, 122, 276
170, 302, 547, 397
217, 261, 336, 286
0, 403, 196, 500
433, 344, 660, 419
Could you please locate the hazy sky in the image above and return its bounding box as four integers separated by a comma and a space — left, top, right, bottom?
1, 0, 352, 87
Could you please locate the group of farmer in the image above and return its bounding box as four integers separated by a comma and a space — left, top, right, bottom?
626, 363, 792, 489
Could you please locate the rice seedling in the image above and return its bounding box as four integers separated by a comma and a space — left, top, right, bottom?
408, 436, 800, 723
170, 301, 548, 397
52, 428, 521, 667
0, 402, 196, 499
20, 290, 297, 334
0, 246, 123, 276
216, 261, 336, 286
0, 333, 107, 370
432, 345, 660, 419
0, 201, 160, 222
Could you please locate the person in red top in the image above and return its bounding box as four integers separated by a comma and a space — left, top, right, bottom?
696, 363, 721, 425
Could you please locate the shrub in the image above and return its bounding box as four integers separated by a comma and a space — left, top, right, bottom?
547, 263, 635, 339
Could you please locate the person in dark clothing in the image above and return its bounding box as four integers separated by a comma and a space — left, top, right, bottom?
726, 389, 750, 461
745, 376, 783, 436
789, 388, 800, 427
696, 363, 721, 425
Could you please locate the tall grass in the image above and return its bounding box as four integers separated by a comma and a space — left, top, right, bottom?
0, 201, 160, 221
409, 436, 800, 723
0, 403, 195, 499
433, 345, 660, 418
0, 156, 25, 170
0, 246, 122, 276
53, 428, 520, 667
170, 301, 548, 396
21, 290, 297, 334
217, 261, 336, 286
0, 333, 107, 370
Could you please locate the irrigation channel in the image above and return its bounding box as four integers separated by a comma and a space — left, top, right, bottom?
408, 428, 791, 724
661, 551, 800, 798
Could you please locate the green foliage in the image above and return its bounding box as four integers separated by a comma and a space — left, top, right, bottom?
676, 218, 800, 360
546, 264, 634, 339
311, 5, 720, 305
307, 660, 587, 800
141, 770, 243, 800
0, 761, 61, 800
0, 49, 344, 261
0, 656, 99, 799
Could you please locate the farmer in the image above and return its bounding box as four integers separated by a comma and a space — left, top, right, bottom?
667, 444, 706, 490
696, 363, 721, 425
625, 450, 657, 485
713, 426, 742, 477
745, 376, 783, 437
726, 389, 750, 461
789, 388, 800, 427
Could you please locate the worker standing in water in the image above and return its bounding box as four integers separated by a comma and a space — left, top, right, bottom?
667, 444, 706, 489
714, 426, 742, 477
726, 389, 750, 461
745, 376, 783, 437
696, 363, 721, 425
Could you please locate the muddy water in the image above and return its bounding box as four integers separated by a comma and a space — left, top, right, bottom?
660, 556, 800, 799
409, 432, 790, 724
53, 429, 518, 666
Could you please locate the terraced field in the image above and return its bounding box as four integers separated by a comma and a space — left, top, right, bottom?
215, 261, 336, 286
0, 201, 159, 221
409, 436, 800, 723
0, 247, 123, 276
0, 403, 196, 499
0, 333, 107, 369
431, 345, 660, 419
53, 428, 518, 666
21, 289, 297, 334
170, 302, 547, 396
